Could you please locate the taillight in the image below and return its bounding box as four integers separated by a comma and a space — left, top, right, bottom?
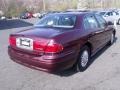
33, 41, 46, 51
33, 40, 63, 53
45, 40, 63, 53
9, 36, 16, 46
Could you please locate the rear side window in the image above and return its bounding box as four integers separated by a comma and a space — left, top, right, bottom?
95, 14, 106, 29
83, 15, 99, 30
83, 17, 91, 30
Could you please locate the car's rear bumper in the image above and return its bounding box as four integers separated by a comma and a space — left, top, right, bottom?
8, 46, 77, 72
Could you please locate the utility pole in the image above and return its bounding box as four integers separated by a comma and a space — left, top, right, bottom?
43, 0, 46, 11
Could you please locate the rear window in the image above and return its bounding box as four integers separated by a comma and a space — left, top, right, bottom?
34, 14, 76, 28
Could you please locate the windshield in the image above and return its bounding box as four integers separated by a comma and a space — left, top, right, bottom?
34, 14, 76, 28
99, 12, 106, 16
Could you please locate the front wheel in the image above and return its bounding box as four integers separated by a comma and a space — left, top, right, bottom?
76, 46, 90, 72
109, 32, 115, 45
117, 19, 120, 25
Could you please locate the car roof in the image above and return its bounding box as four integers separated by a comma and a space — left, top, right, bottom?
50, 11, 94, 16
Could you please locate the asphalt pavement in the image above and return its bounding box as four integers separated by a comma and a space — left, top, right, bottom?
0, 18, 120, 90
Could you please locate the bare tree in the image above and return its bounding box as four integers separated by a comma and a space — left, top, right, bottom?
1, 0, 120, 17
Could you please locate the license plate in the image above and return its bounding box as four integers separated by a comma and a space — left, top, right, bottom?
16, 37, 33, 50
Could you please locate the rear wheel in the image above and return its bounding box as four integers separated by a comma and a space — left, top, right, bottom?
76, 46, 90, 72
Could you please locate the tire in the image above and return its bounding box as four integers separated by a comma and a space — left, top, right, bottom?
108, 32, 115, 45
76, 46, 91, 72
118, 19, 120, 25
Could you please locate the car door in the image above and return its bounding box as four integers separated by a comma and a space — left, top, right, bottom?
83, 15, 105, 53
95, 14, 111, 43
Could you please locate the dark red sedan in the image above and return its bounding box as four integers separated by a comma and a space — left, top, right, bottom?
8, 12, 116, 72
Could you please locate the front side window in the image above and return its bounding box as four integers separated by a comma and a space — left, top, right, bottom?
113, 12, 119, 15
106, 12, 113, 16
34, 14, 76, 28
95, 14, 106, 29
84, 15, 99, 30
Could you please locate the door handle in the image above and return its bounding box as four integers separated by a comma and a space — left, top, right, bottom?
89, 30, 103, 37
95, 31, 103, 34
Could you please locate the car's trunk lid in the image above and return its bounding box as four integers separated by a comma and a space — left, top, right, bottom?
16, 27, 64, 38
9, 27, 65, 55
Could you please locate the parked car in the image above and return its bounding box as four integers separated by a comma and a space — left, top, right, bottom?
39, 11, 60, 19
98, 10, 120, 24
20, 12, 33, 19
0, 16, 6, 20
38, 12, 47, 19
66, 9, 90, 12
8, 12, 116, 72
33, 13, 41, 18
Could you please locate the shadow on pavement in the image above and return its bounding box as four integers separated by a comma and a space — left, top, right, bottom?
55, 37, 117, 77
0, 19, 33, 30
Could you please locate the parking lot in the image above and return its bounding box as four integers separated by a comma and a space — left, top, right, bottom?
0, 18, 120, 90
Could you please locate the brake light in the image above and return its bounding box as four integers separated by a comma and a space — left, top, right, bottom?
9, 36, 16, 46
33, 41, 46, 51
45, 40, 63, 53
33, 40, 63, 53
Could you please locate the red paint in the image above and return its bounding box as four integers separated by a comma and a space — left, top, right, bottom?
8, 12, 115, 72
